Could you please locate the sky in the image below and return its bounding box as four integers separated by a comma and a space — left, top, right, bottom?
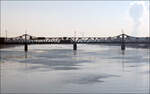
0, 1, 149, 37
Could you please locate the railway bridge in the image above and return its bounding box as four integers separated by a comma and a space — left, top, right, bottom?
4, 34, 149, 44
1, 34, 150, 51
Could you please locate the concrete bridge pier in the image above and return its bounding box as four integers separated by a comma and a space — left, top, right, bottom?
121, 34, 125, 50
73, 42, 77, 50
24, 43, 28, 52
121, 43, 125, 50
24, 33, 28, 52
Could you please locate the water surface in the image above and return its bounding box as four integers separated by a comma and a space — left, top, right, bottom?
1, 44, 149, 93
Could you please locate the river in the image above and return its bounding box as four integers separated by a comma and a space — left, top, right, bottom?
0, 44, 149, 93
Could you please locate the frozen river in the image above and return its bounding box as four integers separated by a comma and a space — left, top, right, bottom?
0, 44, 149, 93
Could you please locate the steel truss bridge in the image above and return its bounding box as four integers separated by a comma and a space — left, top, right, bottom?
3, 34, 150, 44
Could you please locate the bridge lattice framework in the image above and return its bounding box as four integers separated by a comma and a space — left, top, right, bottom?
4, 34, 150, 44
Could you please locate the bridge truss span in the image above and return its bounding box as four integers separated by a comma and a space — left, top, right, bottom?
4, 34, 150, 44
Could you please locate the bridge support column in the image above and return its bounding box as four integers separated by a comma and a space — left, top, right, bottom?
24, 43, 28, 52
121, 34, 125, 50
73, 42, 77, 50
121, 43, 125, 50
24, 33, 28, 52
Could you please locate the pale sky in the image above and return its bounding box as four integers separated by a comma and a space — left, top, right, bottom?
0, 1, 149, 37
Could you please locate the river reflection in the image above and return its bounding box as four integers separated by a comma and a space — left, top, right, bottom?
1, 44, 149, 93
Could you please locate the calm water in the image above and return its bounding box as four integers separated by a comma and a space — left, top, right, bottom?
0, 44, 149, 93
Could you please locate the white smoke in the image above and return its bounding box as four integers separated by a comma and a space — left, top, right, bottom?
129, 1, 144, 36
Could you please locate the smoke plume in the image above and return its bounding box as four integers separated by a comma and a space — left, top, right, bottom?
129, 2, 144, 36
